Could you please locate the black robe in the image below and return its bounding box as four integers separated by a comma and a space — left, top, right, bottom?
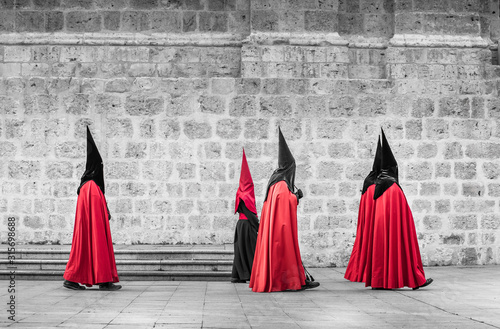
231, 201, 258, 281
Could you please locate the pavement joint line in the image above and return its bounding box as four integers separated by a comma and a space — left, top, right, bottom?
53, 289, 90, 326
234, 281, 252, 328
103, 283, 150, 328
272, 289, 298, 326
201, 281, 208, 328
61, 290, 109, 327
394, 290, 500, 329
153, 280, 177, 327
16, 283, 88, 327
350, 291, 394, 328
320, 269, 432, 328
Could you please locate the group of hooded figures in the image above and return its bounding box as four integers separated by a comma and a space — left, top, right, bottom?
63, 126, 433, 292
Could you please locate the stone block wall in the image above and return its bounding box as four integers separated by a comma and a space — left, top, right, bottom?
0, 0, 250, 34
1, 0, 500, 267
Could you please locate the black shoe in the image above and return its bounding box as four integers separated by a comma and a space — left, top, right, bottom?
413, 278, 433, 290
301, 280, 320, 290
371, 287, 391, 290
231, 278, 246, 283
99, 282, 122, 291
63, 280, 85, 290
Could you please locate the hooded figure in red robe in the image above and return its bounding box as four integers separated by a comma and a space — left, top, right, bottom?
63, 127, 121, 291
346, 128, 433, 290
231, 148, 259, 283
344, 136, 381, 282
249, 128, 319, 292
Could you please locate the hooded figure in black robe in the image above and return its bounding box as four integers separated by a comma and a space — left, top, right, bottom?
347, 128, 433, 290
231, 148, 259, 283
249, 127, 318, 292
63, 127, 121, 291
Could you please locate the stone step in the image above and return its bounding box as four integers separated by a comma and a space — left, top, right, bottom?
0, 259, 233, 271
0, 270, 231, 281
0, 249, 235, 260
0, 245, 235, 281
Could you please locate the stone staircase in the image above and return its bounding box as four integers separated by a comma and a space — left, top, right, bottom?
0, 244, 234, 281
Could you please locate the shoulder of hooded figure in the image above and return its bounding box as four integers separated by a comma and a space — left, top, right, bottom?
85, 180, 104, 198
272, 181, 296, 202
273, 180, 290, 193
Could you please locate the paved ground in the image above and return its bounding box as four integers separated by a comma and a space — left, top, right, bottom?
0, 266, 499, 329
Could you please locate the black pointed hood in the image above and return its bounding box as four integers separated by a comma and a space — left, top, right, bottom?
78, 127, 105, 195
380, 128, 398, 176
374, 128, 400, 199
373, 135, 382, 173
278, 127, 295, 170
361, 135, 381, 194
264, 127, 296, 201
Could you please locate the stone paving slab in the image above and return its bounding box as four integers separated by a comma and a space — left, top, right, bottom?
1, 266, 499, 328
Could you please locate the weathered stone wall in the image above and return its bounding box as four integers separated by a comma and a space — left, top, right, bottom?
1, 0, 500, 267
0, 0, 250, 34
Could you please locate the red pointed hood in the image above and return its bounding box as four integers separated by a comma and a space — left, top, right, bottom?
235, 148, 257, 219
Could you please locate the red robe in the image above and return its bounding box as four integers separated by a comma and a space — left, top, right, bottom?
345, 183, 427, 289
64, 180, 119, 286
344, 184, 376, 283
249, 181, 305, 292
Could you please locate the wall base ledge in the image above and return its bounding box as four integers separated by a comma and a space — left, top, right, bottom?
390, 34, 491, 48
0, 32, 244, 47
346, 36, 389, 49
3, 32, 492, 49
244, 32, 349, 46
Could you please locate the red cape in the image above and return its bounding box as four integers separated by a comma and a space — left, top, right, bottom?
345, 183, 427, 289
64, 180, 119, 286
344, 184, 376, 283
249, 181, 305, 292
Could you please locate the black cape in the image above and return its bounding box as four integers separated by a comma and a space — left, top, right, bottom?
264, 127, 296, 202
78, 127, 105, 195
374, 128, 401, 200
